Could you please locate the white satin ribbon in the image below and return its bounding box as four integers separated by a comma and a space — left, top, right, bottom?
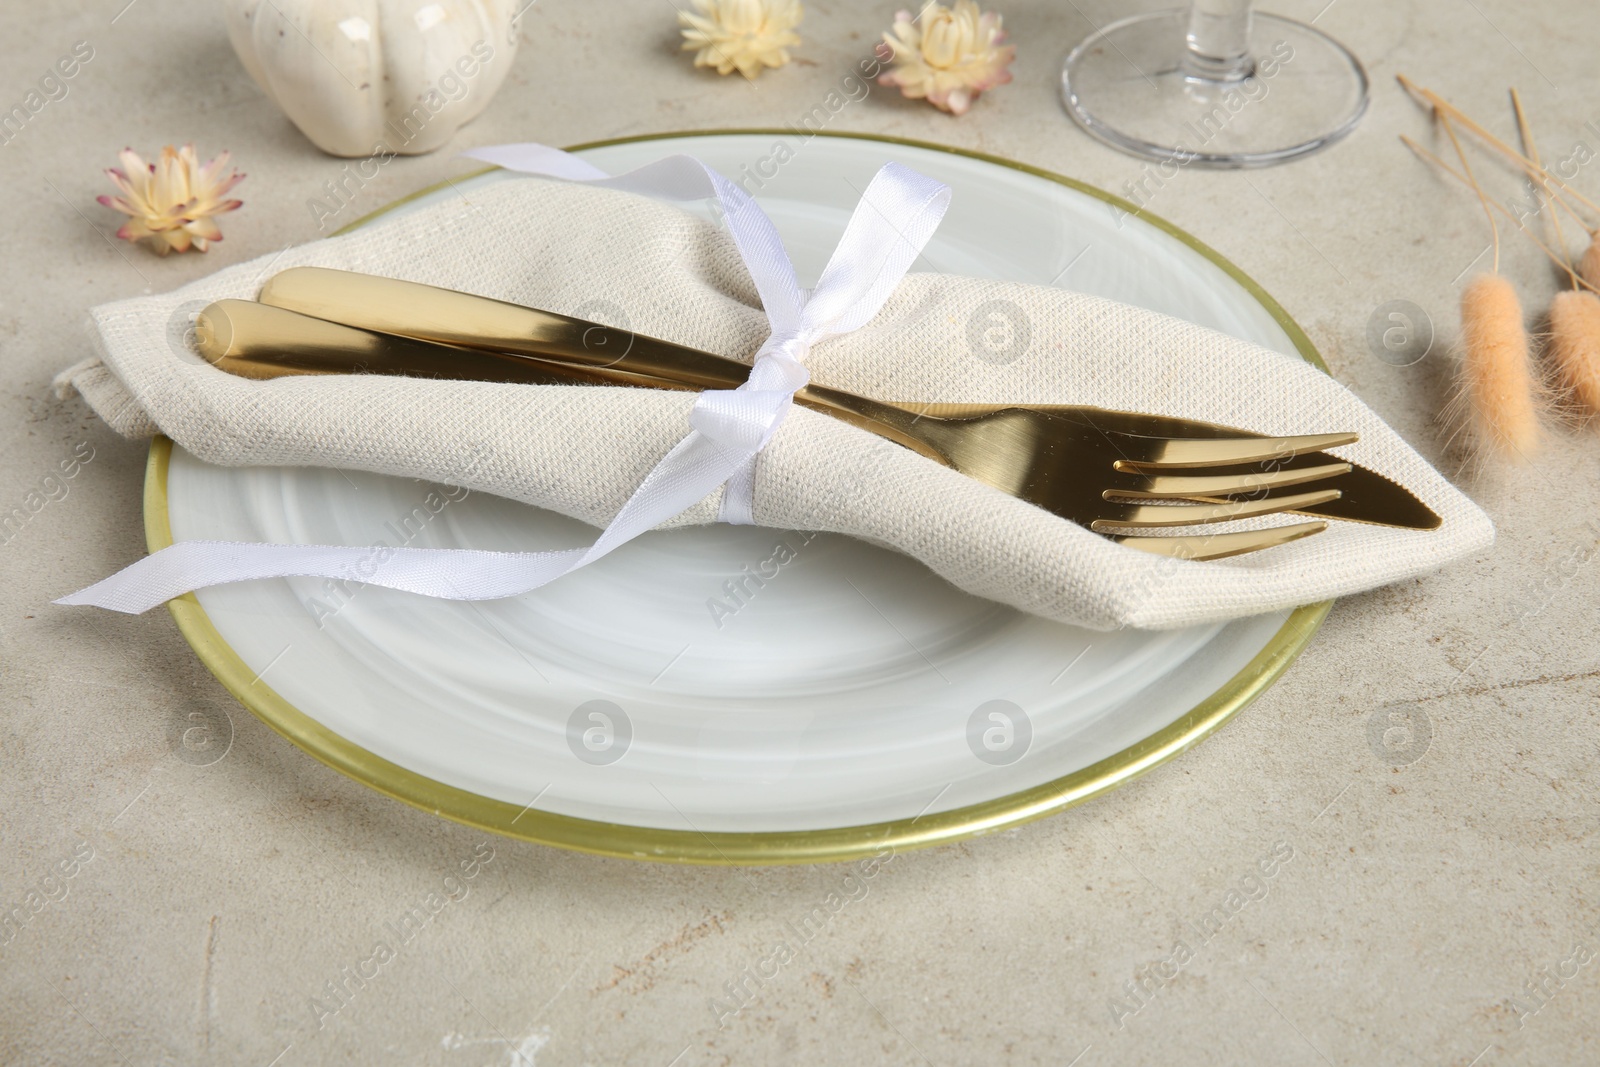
56, 144, 951, 614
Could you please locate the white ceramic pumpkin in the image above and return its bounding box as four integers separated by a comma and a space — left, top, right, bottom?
224, 0, 519, 157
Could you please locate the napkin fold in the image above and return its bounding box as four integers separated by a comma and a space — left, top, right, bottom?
56, 174, 1493, 630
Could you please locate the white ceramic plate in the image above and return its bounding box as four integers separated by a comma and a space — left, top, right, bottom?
153, 132, 1330, 863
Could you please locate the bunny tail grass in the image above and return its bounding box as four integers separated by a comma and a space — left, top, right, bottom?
1580, 231, 1600, 293
1457, 274, 1542, 460
1549, 289, 1600, 419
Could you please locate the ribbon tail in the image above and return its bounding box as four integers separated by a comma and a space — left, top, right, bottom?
461, 143, 612, 182
53, 541, 590, 614
802, 162, 953, 336
56, 429, 756, 614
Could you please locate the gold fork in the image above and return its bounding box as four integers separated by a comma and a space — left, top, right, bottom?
199, 298, 1349, 561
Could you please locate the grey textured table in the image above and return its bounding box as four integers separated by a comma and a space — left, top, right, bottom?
3, 2, 1596, 1064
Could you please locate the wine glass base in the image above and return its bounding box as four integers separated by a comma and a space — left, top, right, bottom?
1061, 10, 1369, 168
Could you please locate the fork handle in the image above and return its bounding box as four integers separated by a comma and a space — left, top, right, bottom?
258, 267, 951, 462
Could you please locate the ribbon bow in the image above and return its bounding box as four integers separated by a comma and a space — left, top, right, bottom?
57, 144, 952, 613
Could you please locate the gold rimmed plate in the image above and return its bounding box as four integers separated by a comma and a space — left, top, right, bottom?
150, 131, 1332, 864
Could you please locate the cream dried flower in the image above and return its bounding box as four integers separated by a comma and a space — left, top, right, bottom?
679, 0, 802, 80
98, 144, 244, 255
879, 1, 1015, 115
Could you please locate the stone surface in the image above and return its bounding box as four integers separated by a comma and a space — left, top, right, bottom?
1, 2, 1596, 1065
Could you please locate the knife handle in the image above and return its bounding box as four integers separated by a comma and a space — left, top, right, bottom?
194, 300, 699, 391
260, 267, 754, 391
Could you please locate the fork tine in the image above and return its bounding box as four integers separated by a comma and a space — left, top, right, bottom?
1090, 488, 1341, 530
1111, 432, 1359, 470
1114, 521, 1328, 561
1104, 460, 1352, 500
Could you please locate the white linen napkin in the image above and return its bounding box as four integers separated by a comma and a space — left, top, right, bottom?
55, 174, 1493, 630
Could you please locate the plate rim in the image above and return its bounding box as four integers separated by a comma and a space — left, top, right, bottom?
147, 128, 1333, 865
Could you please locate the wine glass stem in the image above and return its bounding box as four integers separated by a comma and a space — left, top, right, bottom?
1182, 0, 1256, 82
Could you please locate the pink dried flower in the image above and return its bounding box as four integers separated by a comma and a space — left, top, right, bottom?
98, 144, 244, 255
878, 1, 1015, 115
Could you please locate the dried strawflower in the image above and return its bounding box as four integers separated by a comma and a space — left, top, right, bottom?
98, 144, 244, 255
878, 1, 1014, 115
678, 0, 802, 80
